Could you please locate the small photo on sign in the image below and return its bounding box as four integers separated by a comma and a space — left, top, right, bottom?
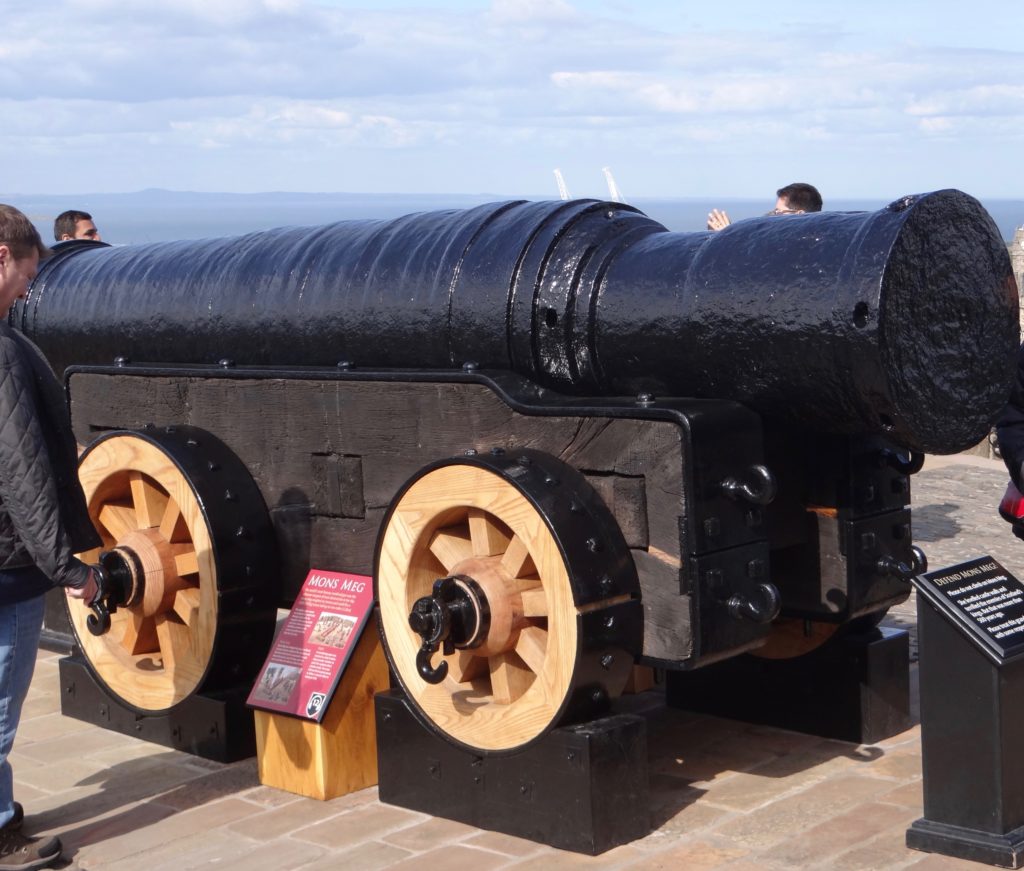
251, 663, 301, 704
310, 612, 357, 649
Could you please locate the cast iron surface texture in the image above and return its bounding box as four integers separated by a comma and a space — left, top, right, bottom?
14, 192, 1017, 454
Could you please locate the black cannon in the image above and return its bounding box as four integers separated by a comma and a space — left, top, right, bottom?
13, 190, 1017, 757
21, 191, 1015, 454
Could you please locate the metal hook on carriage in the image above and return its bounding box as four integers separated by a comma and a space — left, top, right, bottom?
409, 582, 455, 684
881, 448, 925, 476
720, 464, 777, 506
84, 548, 139, 637
408, 575, 491, 685
85, 563, 113, 636
727, 582, 782, 624
876, 545, 928, 581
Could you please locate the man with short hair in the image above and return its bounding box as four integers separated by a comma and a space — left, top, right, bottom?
52, 210, 101, 243
0, 204, 99, 870
707, 182, 823, 232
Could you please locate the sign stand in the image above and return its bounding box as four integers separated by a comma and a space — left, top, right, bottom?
249, 570, 389, 801
907, 556, 1024, 867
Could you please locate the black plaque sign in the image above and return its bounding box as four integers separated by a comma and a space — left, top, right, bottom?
913, 555, 1024, 664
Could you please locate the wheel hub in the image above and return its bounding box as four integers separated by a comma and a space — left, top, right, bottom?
115, 528, 190, 617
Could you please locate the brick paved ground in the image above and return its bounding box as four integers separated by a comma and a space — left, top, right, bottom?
10, 455, 1016, 870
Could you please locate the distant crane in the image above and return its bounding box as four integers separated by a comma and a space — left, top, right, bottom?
551, 167, 625, 203
602, 167, 623, 203
553, 168, 571, 201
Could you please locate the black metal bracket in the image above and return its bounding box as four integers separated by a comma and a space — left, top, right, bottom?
85, 549, 139, 636
727, 582, 781, 624
720, 464, 777, 506
876, 544, 928, 581
881, 447, 925, 476
409, 575, 491, 684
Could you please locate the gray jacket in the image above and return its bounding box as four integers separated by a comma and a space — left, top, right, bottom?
0, 322, 100, 603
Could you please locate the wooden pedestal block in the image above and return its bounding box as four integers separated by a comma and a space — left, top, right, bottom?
254, 622, 390, 800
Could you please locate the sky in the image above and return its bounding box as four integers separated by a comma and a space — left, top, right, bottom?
2, 0, 1024, 199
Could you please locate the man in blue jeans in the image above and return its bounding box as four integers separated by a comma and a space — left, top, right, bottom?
0, 205, 99, 870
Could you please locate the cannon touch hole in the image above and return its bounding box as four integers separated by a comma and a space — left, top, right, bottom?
852, 301, 870, 328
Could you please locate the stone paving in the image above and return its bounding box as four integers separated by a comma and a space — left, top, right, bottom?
10, 454, 1019, 870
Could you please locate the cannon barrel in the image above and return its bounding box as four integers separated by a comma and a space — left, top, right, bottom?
14, 190, 1017, 454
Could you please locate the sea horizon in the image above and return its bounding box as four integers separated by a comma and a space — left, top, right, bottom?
6, 188, 1024, 246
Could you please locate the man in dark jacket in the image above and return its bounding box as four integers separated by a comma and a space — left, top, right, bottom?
0, 205, 100, 871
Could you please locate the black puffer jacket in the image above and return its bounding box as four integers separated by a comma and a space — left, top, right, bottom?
0, 322, 100, 604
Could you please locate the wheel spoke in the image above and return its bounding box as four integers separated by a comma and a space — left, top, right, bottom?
98, 503, 138, 541
155, 614, 193, 670
109, 606, 131, 642
121, 612, 160, 656
447, 650, 487, 683
172, 587, 201, 624
518, 581, 547, 617
500, 534, 534, 578
429, 527, 473, 572
159, 499, 188, 543
468, 509, 510, 557
173, 549, 199, 578
515, 624, 547, 674
489, 651, 533, 704
77, 547, 102, 565
129, 473, 168, 529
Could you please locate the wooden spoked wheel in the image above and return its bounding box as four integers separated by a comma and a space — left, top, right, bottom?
378, 461, 587, 753
71, 433, 217, 711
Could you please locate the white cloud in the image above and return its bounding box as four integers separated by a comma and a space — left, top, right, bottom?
487, 0, 579, 23
907, 84, 1024, 117
918, 117, 955, 134
1, 0, 1023, 196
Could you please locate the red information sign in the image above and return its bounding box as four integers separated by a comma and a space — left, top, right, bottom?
247, 569, 375, 722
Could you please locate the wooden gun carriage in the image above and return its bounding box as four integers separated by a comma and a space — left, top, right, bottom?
13, 190, 1018, 760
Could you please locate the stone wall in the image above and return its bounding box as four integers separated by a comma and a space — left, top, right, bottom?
1009, 227, 1024, 332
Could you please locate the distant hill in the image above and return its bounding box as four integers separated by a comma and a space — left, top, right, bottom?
6, 190, 1023, 245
